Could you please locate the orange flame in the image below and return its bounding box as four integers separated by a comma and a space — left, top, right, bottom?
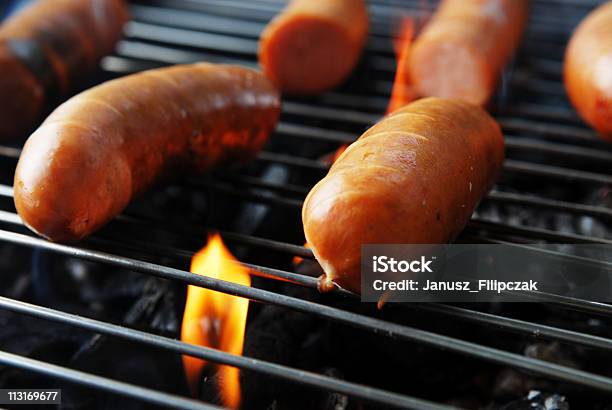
294, 145, 348, 265
181, 233, 250, 409
387, 17, 417, 114
331, 144, 348, 163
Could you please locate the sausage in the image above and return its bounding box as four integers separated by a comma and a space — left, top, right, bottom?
258, 0, 369, 95
0, 0, 128, 139
408, 0, 528, 106
0, 43, 44, 139
14, 63, 281, 242
302, 97, 504, 294
564, 2, 612, 140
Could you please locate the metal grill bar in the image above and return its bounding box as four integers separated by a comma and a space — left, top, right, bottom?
4, 205, 612, 320
196, 173, 612, 220
77, 233, 612, 323
217, 173, 612, 219
504, 136, 612, 162
498, 118, 602, 144
1, 183, 611, 270
2, 229, 612, 394
0, 350, 221, 410
7, 210, 608, 319
254, 150, 612, 186
78, 232, 612, 320
5, 205, 611, 356
412, 304, 612, 351
0, 0, 610, 408
3, 186, 609, 253
0, 298, 447, 410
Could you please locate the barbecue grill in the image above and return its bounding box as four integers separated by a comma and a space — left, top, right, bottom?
0, 0, 611, 409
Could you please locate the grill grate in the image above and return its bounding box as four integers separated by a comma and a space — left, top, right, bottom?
0, 0, 611, 409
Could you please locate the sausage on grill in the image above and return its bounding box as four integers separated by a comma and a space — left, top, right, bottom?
14, 63, 281, 242
258, 0, 369, 95
0, 0, 128, 139
408, 0, 528, 106
564, 1, 612, 140
302, 98, 504, 294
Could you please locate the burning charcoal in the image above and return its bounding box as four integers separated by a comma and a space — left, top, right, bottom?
524, 342, 581, 369
268, 367, 352, 410
30, 249, 182, 334
0, 245, 32, 300
241, 291, 323, 409
238, 281, 362, 410
233, 165, 291, 236
493, 369, 529, 401
499, 390, 569, 410
318, 368, 350, 410
122, 277, 181, 335
493, 342, 583, 403
191, 366, 223, 406
68, 339, 187, 410
446, 396, 482, 409
0, 311, 92, 404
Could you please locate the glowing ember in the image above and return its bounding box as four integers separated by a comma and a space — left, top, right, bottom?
293, 242, 311, 266
387, 17, 417, 114
181, 233, 250, 409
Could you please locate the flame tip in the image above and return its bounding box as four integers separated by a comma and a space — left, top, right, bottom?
387, 16, 417, 114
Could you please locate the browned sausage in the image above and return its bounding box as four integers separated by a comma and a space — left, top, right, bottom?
14, 63, 281, 242
408, 0, 528, 106
258, 0, 369, 95
0, 43, 44, 138
564, 1, 612, 140
302, 98, 504, 294
0, 0, 128, 139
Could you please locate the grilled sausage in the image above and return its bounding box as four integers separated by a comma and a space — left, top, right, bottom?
258, 0, 369, 95
0, 0, 128, 139
14, 63, 281, 242
408, 0, 528, 106
302, 98, 504, 293
564, 2, 612, 140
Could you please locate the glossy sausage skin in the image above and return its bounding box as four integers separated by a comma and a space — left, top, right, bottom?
0, 0, 128, 139
258, 0, 368, 95
14, 64, 281, 242
408, 0, 528, 106
564, 2, 612, 140
302, 98, 504, 294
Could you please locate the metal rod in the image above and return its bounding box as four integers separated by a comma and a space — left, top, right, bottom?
200, 179, 304, 209
486, 190, 612, 220
498, 118, 600, 144
213, 173, 310, 196
2, 179, 610, 250
468, 218, 612, 245
504, 136, 612, 163
203, 173, 612, 220
412, 304, 612, 352
0, 202, 311, 259
254, 150, 612, 186
0, 350, 221, 410
3, 229, 612, 393
95, 230, 612, 318
0, 297, 447, 410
